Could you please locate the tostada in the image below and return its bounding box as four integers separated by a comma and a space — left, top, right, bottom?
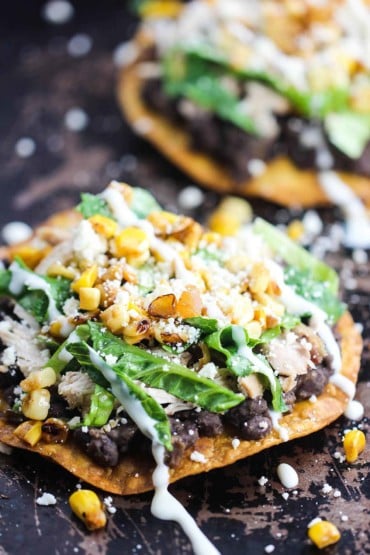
118, 0, 370, 207
0, 181, 361, 503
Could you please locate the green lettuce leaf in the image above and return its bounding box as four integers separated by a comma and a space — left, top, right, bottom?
77, 193, 114, 219
83, 384, 115, 427
253, 217, 339, 294
205, 325, 286, 412
183, 316, 219, 335
325, 111, 370, 159
88, 322, 243, 413
0, 258, 72, 324
130, 187, 162, 218
163, 51, 257, 134
284, 266, 346, 324
67, 341, 172, 450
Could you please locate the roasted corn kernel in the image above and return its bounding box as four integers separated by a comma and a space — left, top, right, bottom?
14, 420, 42, 447
114, 227, 149, 256
100, 304, 129, 332
139, 0, 182, 18
308, 520, 341, 549
47, 263, 76, 279
88, 215, 118, 239
22, 389, 50, 421
343, 429, 366, 463
287, 220, 305, 242
20, 367, 56, 392
79, 287, 101, 311
10, 246, 46, 269
69, 490, 107, 531
208, 196, 252, 236
72, 265, 98, 293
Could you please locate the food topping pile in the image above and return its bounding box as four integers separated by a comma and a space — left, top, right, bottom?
0, 182, 346, 468
135, 0, 370, 179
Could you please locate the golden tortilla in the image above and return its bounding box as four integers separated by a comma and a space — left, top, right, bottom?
0, 210, 363, 495
117, 36, 370, 209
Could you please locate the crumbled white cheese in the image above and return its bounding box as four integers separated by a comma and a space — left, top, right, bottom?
36, 492, 57, 506
190, 451, 207, 464
67, 34, 92, 57
247, 158, 266, 177
104, 496, 117, 514
308, 517, 322, 528
264, 545, 275, 554
2, 346, 16, 366
73, 220, 107, 263
281, 492, 289, 500
105, 354, 118, 366
15, 137, 36, 158
321, 483, 333, 494
333, 489, 341, 498
64, 108, 89, 132
42, 0, 74, 24
333, 451, 346, 463
231, 438, 241, 450
258, 476, 268, 486
198, 362, 218, 380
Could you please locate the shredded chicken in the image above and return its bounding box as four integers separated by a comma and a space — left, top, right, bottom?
238, 374, 263, 399
264, 330, 313, 387
0, 313, 49, 377
58, 371, 95, 412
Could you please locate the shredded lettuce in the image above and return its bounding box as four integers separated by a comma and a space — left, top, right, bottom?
325, 111, 370, 159
253, 217, 339, 295
87, 322, 243, 413
77, 193, 114, 219
284, 266, 345, 325
163, 51, 257, 134
83, 385, 115, 427
183, 316, 219, 335
0, 258, 72, 324
205, 325, 286, 412
67, 341, 173, 450
130, 187, 162, 218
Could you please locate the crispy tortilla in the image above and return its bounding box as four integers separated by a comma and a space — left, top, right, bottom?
117, 36, 370, 209
0, 211, 363, 495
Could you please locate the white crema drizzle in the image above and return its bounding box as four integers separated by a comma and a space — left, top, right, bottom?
8, 261, 61, 322
87, 348, 220, 555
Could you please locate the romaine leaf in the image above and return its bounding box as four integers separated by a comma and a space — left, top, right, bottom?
284, 266, 346, 325
325, 112, 370, 159
205, 325, 286, 412
77, 193, 114, 219
46, 325, 91, 374
253, 217, 339, 294
183, 316, 219, 335
88, 322, 243, 413
83, 384, 115, 427
0, 259, 72, 324
130, 188, 162, 218
163, 51, 257, 134
67, 341, 172, 450
258, 313, 301, 343
178, 45, 350, 119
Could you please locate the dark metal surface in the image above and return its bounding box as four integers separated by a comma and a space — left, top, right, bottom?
0, 2, 369, 554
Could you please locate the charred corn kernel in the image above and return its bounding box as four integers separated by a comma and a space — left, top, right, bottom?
126, 250, 150, 268
209, 196, 252, 235
114, 227, 149, 258
49, 320, 63, 337
72, 265, 98, 293
47, 263, 76, 279
88, 215, 118, 239
200, 231, 222, 247
79, 287, 101, 311
123, 320, 150, 344
69, 490, 107, 531
287, 220, 305, 242
343, 429, 366, 463
254, 307, 267, 326
22, 389, 50, 421
225, 255, 251, 273
249, 262, 270, 294
140, 0, 182, 18
10, 246, 45, 269
100, 304, 129, 332
14, 420, 42, 447
245, 320, 263, 339
147, 210, 179, 233
308, 520, 341, 549
20, 367, 56, 392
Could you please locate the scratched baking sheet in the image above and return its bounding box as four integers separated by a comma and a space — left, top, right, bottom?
0, 2, 369, 554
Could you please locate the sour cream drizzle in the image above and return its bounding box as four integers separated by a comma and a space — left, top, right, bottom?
87, 348, 220, 555
319, 171, 370, 249
8, 261, 61, 322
